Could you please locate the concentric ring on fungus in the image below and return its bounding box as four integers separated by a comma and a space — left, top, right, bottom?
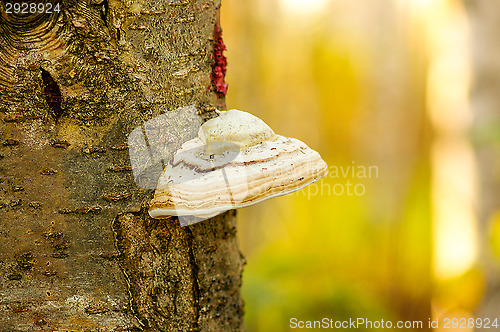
149, 110, 328, 223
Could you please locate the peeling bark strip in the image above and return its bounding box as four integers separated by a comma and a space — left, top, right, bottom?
58, 206, 102, 214
113, 213, 198, 330
108, 164, 133, 172
50, 139, 71, 148
82, 146, 107, 155
102, 191, 132, 202
113, 211, 244, 331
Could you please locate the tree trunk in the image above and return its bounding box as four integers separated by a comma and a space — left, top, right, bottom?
0, 0, 245, 330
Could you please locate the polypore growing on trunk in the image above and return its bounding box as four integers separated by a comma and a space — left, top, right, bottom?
148, 109, 328, 224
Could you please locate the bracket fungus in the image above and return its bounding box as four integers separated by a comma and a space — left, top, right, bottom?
148, 109, 328, 224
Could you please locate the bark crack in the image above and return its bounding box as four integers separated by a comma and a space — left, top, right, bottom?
112, 212, 147, 330
186, 226, 201, 330
40, 68, 63, 120
100, 0, 109, 27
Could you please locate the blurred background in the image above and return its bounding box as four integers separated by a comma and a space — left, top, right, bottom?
221, 0, 500, 331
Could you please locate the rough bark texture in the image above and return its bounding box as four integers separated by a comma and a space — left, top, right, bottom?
0, 0, 245, 330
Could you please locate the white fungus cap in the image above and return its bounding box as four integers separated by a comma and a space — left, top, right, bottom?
148, 110, 328, 221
